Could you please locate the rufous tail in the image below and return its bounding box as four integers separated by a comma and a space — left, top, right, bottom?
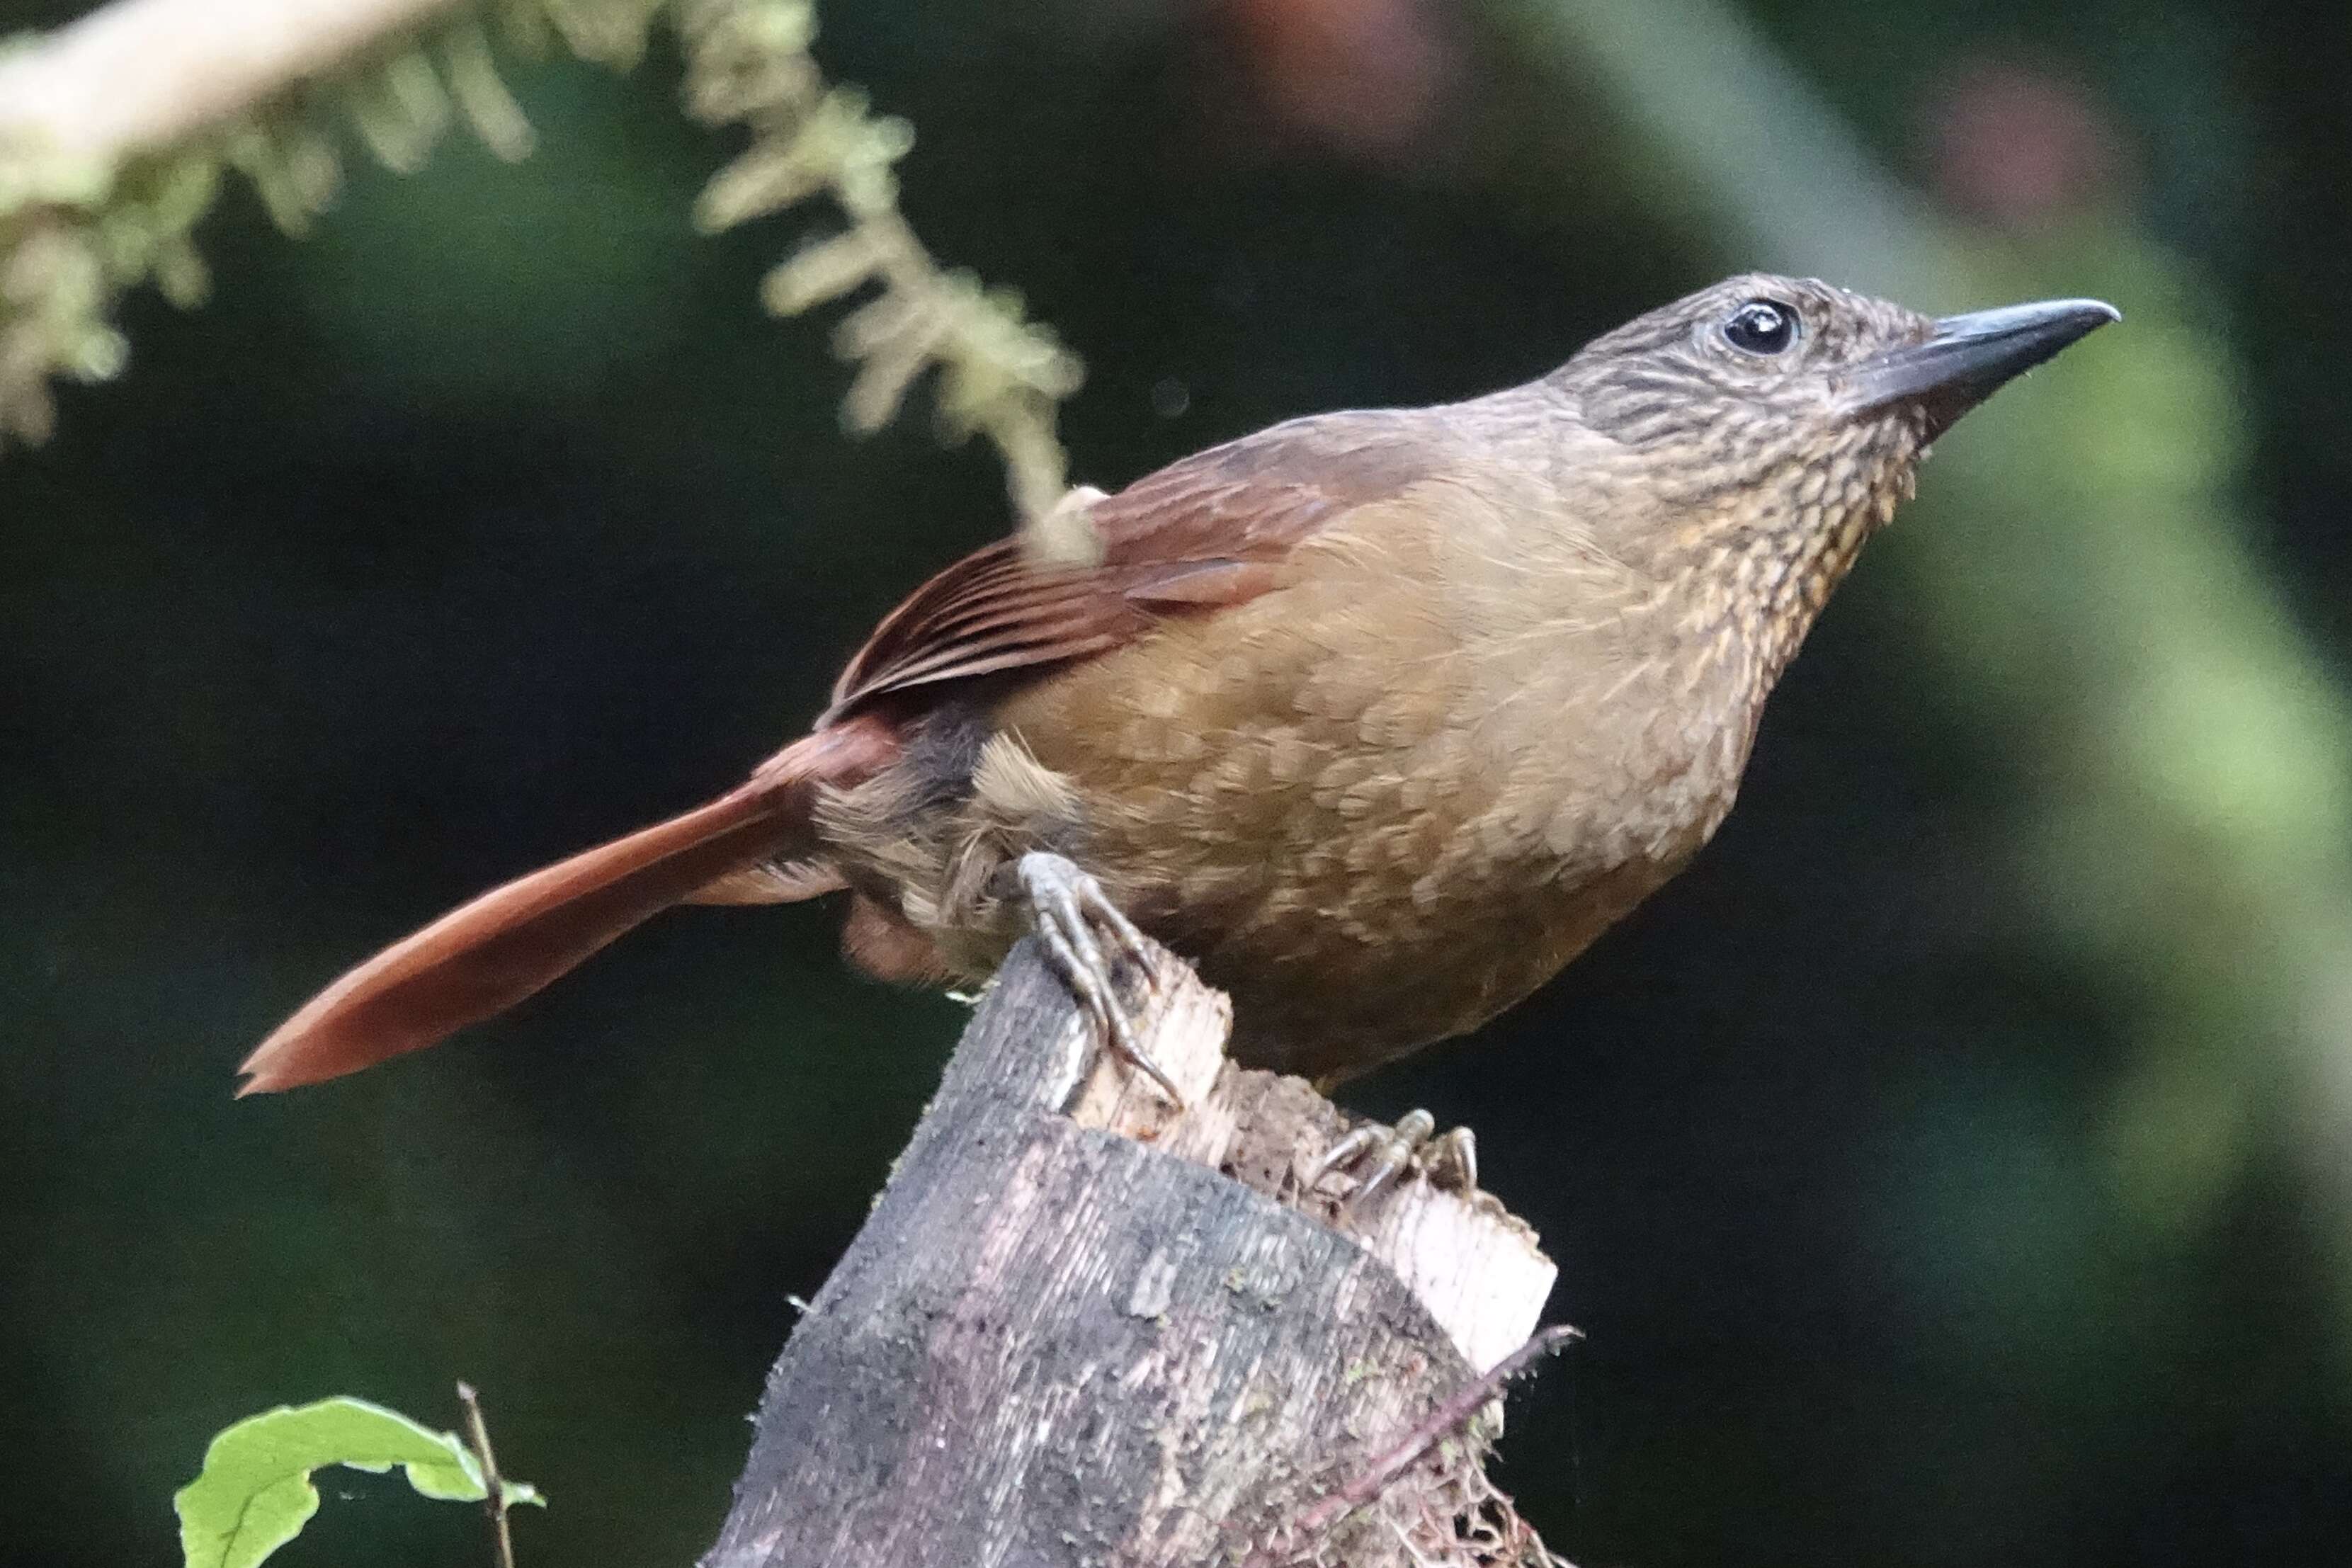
237, 722, 892, 1095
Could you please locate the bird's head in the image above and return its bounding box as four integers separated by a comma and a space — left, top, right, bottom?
1554, 272, 2117, 657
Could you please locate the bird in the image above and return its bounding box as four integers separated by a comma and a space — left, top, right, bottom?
237, 273, 2116, 1108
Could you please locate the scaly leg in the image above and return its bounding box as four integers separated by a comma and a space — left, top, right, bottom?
1015, 851, 1183, 1105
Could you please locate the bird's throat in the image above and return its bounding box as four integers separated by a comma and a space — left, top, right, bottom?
1667, 421, 1923, 689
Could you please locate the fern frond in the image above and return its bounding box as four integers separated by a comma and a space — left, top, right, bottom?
678, 0, 1093, 559
0, 0, 1091, 559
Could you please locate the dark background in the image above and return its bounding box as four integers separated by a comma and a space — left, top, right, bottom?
7, 0, 2352, 1564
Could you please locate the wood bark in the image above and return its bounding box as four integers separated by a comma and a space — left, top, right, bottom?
704, 936, 1563, 1568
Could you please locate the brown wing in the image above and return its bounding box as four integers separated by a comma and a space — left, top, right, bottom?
822, 411, 1443, 720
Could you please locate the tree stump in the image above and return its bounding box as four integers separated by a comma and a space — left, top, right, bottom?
703, 936, 1565, 1567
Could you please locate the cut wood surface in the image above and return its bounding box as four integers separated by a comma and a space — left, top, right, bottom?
705, 935, 1562, 1567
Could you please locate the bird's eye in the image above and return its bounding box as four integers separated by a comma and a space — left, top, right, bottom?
1722, 299, 1799, 356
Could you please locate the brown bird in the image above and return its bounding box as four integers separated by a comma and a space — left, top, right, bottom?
238, 275, 2115, 1103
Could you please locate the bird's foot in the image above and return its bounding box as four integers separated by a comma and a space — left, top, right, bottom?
1307, 1108, 1479, 1208
1016, 851, 1183, 1106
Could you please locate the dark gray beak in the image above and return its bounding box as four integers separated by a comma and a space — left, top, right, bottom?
1839, 297, 2120, 438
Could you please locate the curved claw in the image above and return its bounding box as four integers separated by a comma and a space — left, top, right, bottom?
1016, 851, 1183, 1106
1307, 1108, 1479, 1210
1307, 1123, 1387, 1191
1421, 1125, 1478, 1194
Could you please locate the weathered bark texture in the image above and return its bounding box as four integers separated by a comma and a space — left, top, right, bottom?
705, 937, 1562, 1568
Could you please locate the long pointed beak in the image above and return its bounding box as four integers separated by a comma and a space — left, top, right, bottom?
1839, 297, 2120, 438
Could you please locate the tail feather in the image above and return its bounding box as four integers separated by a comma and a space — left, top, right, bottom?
237, 722, 891, 1094
680, 859, 848, 905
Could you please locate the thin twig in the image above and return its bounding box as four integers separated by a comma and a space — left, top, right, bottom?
1246, 1323, 1582, 1564
455, 1380, 516, 1568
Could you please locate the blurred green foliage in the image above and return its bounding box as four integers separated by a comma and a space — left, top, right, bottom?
4, 1, 2351, 1566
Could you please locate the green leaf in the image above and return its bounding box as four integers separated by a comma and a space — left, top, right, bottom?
174, 1396, 542, 1568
